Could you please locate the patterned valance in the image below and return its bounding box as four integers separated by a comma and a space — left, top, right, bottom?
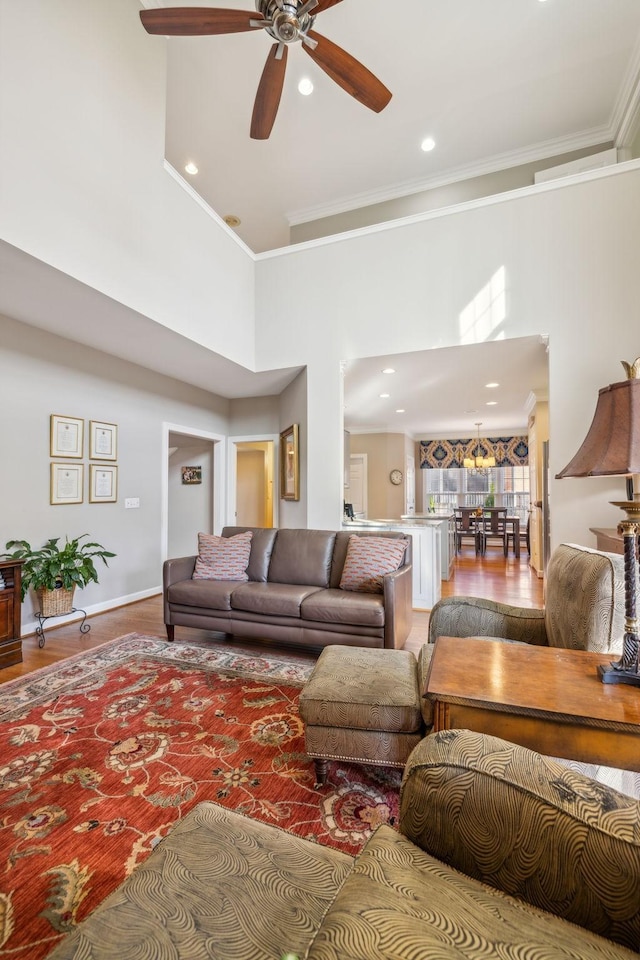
419, 436, 529, 469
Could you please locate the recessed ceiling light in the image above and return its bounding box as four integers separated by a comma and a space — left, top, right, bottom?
421, 137, 436, 153
298, 77, 314, 96
223, 214, 241, 228
184, 162, 198, 175
396, 408, 405, 413
486, 401, 498, 406
379, 393, 390, 399
485, 382, 499, 389
382, 367, 396, 374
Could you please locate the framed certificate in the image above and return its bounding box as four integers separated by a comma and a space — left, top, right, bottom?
90, 421, 117, 461
50, 415, 84, 459
89, 464, 118, 503
50, 463, 84, 504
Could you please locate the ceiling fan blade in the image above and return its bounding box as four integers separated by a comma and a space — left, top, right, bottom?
314, 0, 344, 13
303, 30, 391, 113
140, 8, 265, 36
251, 43, 288, 140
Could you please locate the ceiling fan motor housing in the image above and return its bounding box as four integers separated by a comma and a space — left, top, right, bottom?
257, 0, 315, 44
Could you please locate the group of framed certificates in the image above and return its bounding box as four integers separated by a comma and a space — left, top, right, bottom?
50, 415, 118, 505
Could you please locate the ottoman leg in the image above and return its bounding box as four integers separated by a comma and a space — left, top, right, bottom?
313, 759, 329, 786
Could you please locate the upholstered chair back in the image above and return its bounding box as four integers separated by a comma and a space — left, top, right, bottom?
544, 543, 626, 654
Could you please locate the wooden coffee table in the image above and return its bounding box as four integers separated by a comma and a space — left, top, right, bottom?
426, 636, 640, 771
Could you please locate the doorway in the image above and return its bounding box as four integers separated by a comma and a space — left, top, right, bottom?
161, 423, 225, 562
349, 453, 368, 519
228, 437, 277, 528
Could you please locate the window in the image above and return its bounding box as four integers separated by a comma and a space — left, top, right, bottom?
424, 466, 529, 521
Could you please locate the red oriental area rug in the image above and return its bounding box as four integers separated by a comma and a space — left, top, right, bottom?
0, 634, 401, 959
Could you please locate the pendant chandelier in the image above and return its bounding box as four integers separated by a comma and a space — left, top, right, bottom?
464, 422, 496, 474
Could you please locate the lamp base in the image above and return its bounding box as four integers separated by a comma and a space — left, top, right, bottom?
598, 663, 640, 687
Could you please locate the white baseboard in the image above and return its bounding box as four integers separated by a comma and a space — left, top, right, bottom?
21, 587, 162, 638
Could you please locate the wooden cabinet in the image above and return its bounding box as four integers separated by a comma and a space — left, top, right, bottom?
0, 559, 23, 668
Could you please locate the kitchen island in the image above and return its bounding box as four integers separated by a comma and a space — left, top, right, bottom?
343, 517, 448, 610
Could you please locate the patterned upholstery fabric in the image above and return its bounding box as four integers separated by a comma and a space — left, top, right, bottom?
400, 729, 640, 951
48, 801, 351, 960
300, 645, 423, 771
339, 535, 407, 593
193, 531, 252, 581
428, 543, 625, 654
305, 824, 637, 960
544, 542, 625, 652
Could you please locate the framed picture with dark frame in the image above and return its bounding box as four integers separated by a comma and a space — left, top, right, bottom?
50, 414, 84, 459
280, 424, 299, 501
181, 466, 202, 485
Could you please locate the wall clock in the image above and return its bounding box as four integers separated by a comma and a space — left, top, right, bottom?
389, 469, 403, 485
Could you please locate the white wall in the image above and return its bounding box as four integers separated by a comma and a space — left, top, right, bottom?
168, 439, 214, 557
256, 163, 640, 547
0, 314, 230, 626
0, 0, 255, 367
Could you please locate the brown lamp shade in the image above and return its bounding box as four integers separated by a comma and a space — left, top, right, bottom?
556, 377, 640, 479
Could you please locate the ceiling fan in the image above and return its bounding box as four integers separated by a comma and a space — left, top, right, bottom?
140, 1, 392, 140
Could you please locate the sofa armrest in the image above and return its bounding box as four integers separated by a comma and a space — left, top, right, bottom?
399, 729, 640, 951
383, 563, 413, 649
163, 556, 197, 623
428, 596, 547, 645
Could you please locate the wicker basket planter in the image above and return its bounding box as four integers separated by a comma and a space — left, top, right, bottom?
37, 585, 75, 617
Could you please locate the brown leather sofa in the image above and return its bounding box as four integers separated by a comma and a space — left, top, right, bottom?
163, 526, 413, 650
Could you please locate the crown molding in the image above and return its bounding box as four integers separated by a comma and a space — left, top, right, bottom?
286, 126, 613, 228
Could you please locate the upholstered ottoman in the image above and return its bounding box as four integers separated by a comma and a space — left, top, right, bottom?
299, 645, 424, 784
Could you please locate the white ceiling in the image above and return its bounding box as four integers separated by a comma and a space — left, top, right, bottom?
3, 1, 639, 435
150, 0, 640, 253
343, 337, 549, 439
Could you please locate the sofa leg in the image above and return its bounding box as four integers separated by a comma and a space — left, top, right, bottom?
166, 624, 175, 641
313, 759, 329, 787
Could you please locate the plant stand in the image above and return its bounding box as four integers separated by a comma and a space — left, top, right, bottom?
34, 608, 90, 648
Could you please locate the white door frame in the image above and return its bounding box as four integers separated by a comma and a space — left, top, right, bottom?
349, 452, 368, 518
161, 422, 226, 561
227, 434, 279, 527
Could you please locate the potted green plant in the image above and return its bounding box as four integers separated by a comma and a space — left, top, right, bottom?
1, 535, 116, 616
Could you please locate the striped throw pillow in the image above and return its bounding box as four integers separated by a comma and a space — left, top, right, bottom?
339, 535, 407, 593
192, 531, 253, 581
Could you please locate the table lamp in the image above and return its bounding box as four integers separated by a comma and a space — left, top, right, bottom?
556, 358, 640, 686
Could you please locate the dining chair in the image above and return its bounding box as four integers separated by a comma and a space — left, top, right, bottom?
478, 507, 508, 556
455, 508, 483, 555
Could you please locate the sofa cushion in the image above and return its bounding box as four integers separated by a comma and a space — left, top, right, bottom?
339, 535, 407, 593
305, 825, 636, 960
193, 531, 252, 581
47, 802, 352, 960
299, 646, 421, 733
168, 577, 239, 611
301, 588, 385, 628
267, 529, 336, 587
230, 582, 323, 618
221, 527, 278, 583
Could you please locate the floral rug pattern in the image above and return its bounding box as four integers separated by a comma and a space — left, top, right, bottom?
0, 635, 401, 958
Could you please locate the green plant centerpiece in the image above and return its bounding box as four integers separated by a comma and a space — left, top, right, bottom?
1, 535, 116, 616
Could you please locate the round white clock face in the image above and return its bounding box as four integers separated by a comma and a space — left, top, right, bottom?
390, 469, 403, 485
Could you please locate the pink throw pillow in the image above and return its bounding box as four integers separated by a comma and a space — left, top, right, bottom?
339, 535, 407, 594
192, 531, 253, 581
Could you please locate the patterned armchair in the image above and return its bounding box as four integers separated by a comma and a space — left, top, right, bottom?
428, 542, 626, 654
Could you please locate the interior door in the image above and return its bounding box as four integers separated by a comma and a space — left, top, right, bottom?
349, 454, 368, 518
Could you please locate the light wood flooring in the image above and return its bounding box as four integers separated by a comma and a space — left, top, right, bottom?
1, 545, 542, 682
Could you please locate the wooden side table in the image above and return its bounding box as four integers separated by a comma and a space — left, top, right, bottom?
0, 559, 23, 668
426, 636, 640, 772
